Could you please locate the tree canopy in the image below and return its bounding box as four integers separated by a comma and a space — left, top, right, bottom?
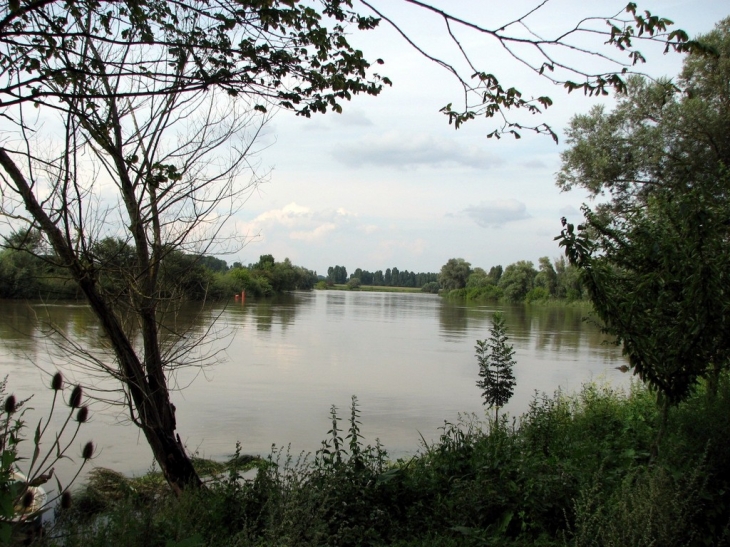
0, 0, 385, 114
438, 258, 471, 291
557, 17, 730, 407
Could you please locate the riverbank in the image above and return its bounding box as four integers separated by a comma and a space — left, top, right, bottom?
40, 378, 730, 546
318, 284, 424, 293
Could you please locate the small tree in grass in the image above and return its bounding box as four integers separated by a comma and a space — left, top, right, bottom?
475, 312, 517, 421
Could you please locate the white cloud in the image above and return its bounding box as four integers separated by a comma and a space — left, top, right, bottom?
359, 224, 379, 234
462, 199, 530, 228
290, 223, 336, 241
559, 205, 580, 216
241, 203, 365, 245
334, 131, 504, 169
336, 207, 357, 218
253, 202, 311, 227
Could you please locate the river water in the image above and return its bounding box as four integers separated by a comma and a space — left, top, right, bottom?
0, 291, 628, 484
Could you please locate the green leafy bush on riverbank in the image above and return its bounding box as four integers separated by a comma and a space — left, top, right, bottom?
41, 379, 730, 547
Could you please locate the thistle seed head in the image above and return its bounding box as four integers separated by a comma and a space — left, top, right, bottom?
51, 372, 63, 391
76, 406, 89, 423
69, 385, 83, 408
82, 441, 94, 460
4, 395, 16, 414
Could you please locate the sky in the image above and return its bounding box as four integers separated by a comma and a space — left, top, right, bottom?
223, 0, 729, 276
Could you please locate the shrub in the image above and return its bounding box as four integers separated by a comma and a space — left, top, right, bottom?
525, 286, 549, 302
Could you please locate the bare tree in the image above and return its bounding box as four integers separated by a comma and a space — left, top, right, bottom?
0, 66, 270, 494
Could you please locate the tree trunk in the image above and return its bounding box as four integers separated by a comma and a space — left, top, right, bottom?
82, 284, 203, 493
0, 148, 202, 493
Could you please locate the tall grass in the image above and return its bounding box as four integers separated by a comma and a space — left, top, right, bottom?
44, 381, 730, 546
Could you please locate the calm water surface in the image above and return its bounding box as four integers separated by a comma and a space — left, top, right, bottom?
0, 292, 628, 483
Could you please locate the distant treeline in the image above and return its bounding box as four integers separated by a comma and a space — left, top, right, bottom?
438, 256, 585, 303
325, 265, 439, 289
0, 231, 316, 300
324, 257, 585, 302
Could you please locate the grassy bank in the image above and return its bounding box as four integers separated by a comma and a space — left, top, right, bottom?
39, 378, 730, 547
320, 284, 424, 293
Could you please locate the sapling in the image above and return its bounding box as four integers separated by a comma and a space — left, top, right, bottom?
475, 312, 517, 421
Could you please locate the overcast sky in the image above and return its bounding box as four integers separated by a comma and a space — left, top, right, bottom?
227, 0, 729, 276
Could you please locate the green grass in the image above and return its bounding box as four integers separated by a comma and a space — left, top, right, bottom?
323, 284, 423, 293
42, 381, 730, 547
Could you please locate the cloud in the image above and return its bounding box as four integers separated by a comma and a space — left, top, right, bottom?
336, 207, 357, 218
334, 131, 504, 169
241, 203, 362, 244
290, 223, 336, 241
370, 237, 429, 264
559, 205, 580, 216
522, 159, 546, 169
339, 110, 373, 127
359, 224, 379, 234
300, 110, 373, 132
253, 202, 311, 227
462, 199, 530, 228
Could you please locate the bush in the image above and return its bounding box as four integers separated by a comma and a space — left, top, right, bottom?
525, 287, 549, 302
47, 378, 730, 547
421, 281, 440, 294
465, 284, 503, 302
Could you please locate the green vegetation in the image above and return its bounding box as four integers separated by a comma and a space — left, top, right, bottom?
32, 381, 730, 546
320, 283, 423, 294
0, 240, 316, 301
439, 256, 584, 304
475, 313, 516, 421
557, 18, 730, 414
327, 265, 440, 291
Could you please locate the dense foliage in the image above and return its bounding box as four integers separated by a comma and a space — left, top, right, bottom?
556, 18, 730, 408
45, 378, 730, 546
439, 256, 584, 304
0, 237, 316, 301
325, 265, 439, 290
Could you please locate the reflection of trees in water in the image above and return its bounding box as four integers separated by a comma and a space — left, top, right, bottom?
325, 292, 346, 319
526, 305, 614, 354
436, 300, 617, 357
438, 301, 469, 337
439, 301, 518, 340
239, 294, 299, 332
502, 305, 530, 340
0, 300, 232, 403
532, 307, 580, 352
0, 303, 99, 356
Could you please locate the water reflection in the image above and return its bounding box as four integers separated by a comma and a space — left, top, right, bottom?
228, 293, 300, 332
0, 293, 627, 484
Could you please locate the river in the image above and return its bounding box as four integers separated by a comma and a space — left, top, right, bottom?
0, 291, 628, 484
